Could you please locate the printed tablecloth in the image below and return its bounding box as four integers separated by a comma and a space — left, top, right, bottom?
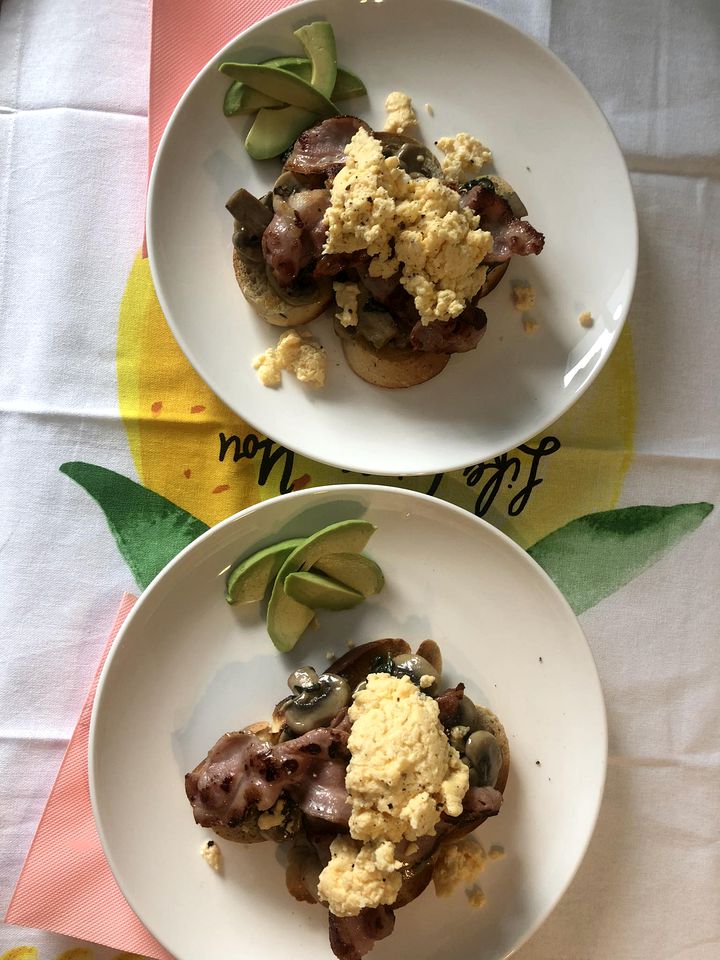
0, 0, 718, 958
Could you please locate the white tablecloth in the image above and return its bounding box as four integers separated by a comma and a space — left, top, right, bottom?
1, 0, 718, 958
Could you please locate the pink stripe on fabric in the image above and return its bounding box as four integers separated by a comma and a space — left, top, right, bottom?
4, 594, 175, 960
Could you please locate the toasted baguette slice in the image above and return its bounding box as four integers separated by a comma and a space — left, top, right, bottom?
233, 248, 332, 327
341, 337, 449, 388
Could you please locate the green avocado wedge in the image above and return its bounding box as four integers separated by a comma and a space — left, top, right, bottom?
224, 64, 366, 117
311, 553, 385, 597
245, 21, 339, 160
267, 519, 376, 651
218, 63, 339, 117
225, 537, 304, 605
284, 571, 364, 611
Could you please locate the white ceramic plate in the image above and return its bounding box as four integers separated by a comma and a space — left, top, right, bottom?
147, 0, 636, 477
91, 485, 606, 960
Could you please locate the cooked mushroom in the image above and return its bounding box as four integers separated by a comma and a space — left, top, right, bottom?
327, 638, 411, 690
278, 667, 351, 735
464, 729, 503, 788
391, 653, 441, 691
226, 188, 273, 264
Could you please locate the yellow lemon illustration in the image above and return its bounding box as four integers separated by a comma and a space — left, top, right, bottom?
118, 252, 635, 544
0, 949, 39, 960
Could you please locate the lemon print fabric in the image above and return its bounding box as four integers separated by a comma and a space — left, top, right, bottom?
60, 252, 712, 613
0, 951, 148, 960
117, 253, 634, 545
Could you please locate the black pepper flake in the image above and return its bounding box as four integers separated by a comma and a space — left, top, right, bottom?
206, 840, 215, 847
387, 803, 393, 810
539, 657, 543, 663
536, 760, 541, 766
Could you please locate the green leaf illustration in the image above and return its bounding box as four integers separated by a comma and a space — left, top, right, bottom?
528, 503, 713, 614
60, 461, 209, 590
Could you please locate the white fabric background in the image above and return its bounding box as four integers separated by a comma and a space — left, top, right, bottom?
1, 1, 718, 958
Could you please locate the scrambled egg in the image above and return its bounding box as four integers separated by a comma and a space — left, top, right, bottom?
512, 283, 536, 313
346, 673, 468, 842
333, 281, 360, 327
200, 838, 222, 872
257, 798, 286, 830
323, 128, 492, 325
252, 329, 326, 388
436, 132, 492, 181
384, 91, 417, 134
317, 837, 403, 916
433, 838, 487, 897
316, 673, 469, 917
467, 886, 487, 908
579, 310, 594, 328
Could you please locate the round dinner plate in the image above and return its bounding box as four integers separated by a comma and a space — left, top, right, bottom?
90, 485, 607, 960
147, 0, 636, 477
147, 0, 637, 477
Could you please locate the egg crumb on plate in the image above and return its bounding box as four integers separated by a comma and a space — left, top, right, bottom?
467, 885, 487, 908
200, 838, 222, 872
436, 132, 492, 181
384, 91, 417, 134
433, 838, 487, 897
253, 329, 326, 388
512, 283, 536, 313
579, 310, 594, 328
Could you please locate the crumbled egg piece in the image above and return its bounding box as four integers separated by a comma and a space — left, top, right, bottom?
346, 638, 356, 649
317, 837, 403, 917
323, 128, 492, 325
346, 673, 469, 842
449, 724, 470, 752
200, 839, 223, 872
425, 102, 435, 117
384, 91, 417, 134
579, 310, 594, 328
512, 283, 536, 313
257, 798, 286, 830
467, 886, 487, 908
333, 281, 360, 327
325, 650, 337, 661
436, 132, 492, 182
488, 844, 506, 861
419, 674, 435, 689
253, 329, 326, 388
433, 838, 487, 897
522, 316, 539, 335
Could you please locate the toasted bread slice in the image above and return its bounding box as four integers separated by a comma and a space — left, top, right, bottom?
341, 337, 449, 388
233, 248, 331, 327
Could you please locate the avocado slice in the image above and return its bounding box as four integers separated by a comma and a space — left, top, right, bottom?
311, 553, 385, 597
284, 571, 364, 610
224, 65, 366, 117
218, 63, 339, 116
267, 519, 376, 651
245, 21, 339, 160
293, 21, 337, 99
225, 537, 305, 604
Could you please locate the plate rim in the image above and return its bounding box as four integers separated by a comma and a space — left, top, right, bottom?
146, 0, 638, 477
89, 482, 608, 960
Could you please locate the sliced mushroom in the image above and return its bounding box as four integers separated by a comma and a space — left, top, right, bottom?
326, 638, 411, 690
396, 142, 443, 179
286, 836, 323, 904
416, 640, 442, 674
277, 667, 351, 735
464, 730, 503, 788
455, 692, 480, 732
227, 188, 273, 264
